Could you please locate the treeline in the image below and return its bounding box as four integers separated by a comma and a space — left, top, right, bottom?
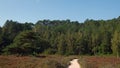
0, 16, 120, 56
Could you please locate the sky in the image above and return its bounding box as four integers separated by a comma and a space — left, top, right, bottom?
0, 0, 120, 26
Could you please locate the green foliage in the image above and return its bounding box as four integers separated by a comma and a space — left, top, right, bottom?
2, 20, 23, 40
44, 48, 56, 54
111, 30, 120, 57
3, 30, 50, 55
57, 34, 66, 55
0, 27, 3, 53
1, 16, 120, 56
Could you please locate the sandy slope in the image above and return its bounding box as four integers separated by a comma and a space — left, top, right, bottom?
68, 59, 81, 68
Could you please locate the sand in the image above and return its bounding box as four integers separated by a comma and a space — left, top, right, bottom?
68, 59, 81, 68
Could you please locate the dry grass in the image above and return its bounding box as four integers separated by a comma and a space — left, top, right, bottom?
0, 55, 74, 68
0, 55, 120, 68
79, 56, 120, 68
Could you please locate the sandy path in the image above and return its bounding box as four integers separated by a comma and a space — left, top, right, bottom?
68, 59, 81, 68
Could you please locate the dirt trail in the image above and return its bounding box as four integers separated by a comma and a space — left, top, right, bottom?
68, 59, 81, 68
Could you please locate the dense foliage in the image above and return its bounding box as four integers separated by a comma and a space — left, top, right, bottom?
0, 16, 120, 56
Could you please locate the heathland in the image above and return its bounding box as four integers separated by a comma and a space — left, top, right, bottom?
0, 16, 120, 68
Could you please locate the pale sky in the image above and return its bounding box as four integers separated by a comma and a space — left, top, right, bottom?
0, 0, 120, 26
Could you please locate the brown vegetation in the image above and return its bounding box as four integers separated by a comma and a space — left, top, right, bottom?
80, 56, 120, 68
0, 55, 72, 68
0, 55, 120, 68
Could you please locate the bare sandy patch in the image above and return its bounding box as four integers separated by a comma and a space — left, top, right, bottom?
68, 59, 81, 68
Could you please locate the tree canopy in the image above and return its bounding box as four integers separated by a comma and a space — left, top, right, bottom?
0, 16, 120, 57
